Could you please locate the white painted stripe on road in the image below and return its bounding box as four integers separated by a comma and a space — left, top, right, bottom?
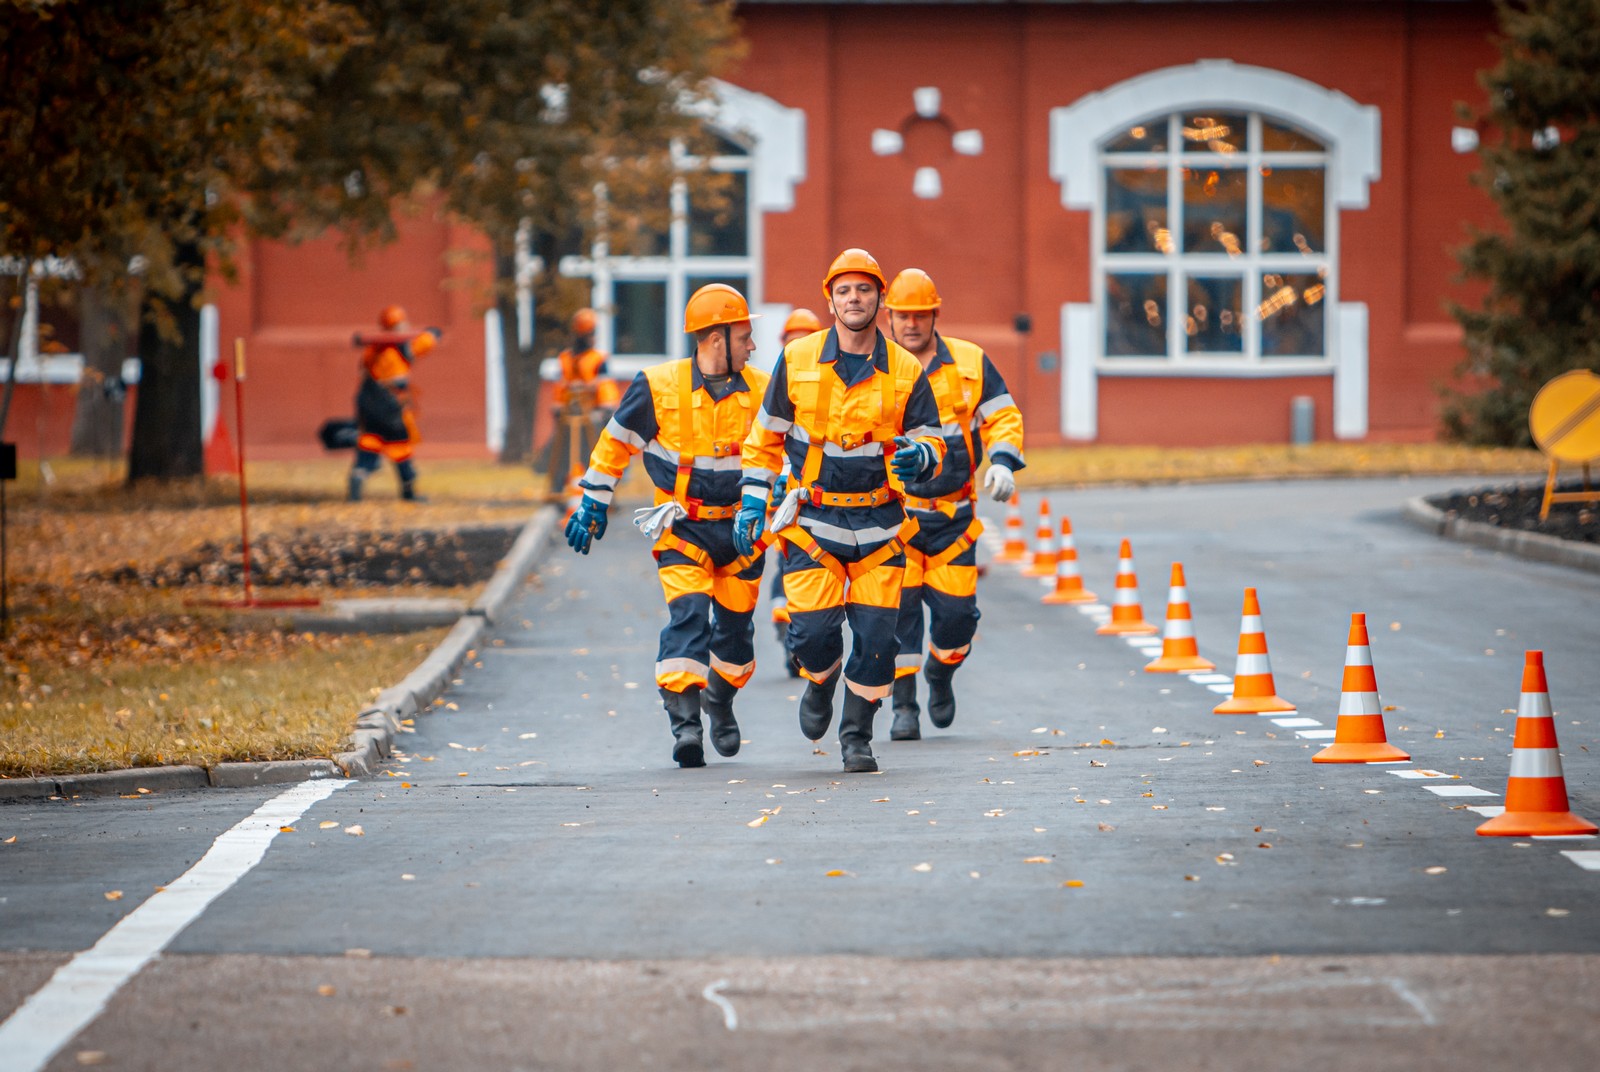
1296, 729, 1337, 740
703, 979, 739, 1030
1531, 834, 1597, 842
1561, 850, 1600, 870
1423, 785, 1496, 797
1388, 769, 1453, 779
1186, 673, 1232, 685
0, 778, 349, 1072
1206, 684, 1235, 694
1467, 806, 1505, 818
1271, 717, 1323, 728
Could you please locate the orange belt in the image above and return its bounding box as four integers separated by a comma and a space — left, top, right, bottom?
902, 482, 974, 517
802, 484, 898, 508
653, 490, 738, 520
908, 517, 984, 570
780, 517, 921, 587
653, 531, 773, 577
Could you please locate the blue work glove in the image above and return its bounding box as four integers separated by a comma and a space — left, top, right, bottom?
769, 471, 789, 507
733, 491, 767, 558
890, 435, 937, 483
564, 496, 609, 555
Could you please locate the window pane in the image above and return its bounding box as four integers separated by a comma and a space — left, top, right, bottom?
1181, 167, 1246, 254
0, 284, 82, 357
1105, 167, 1171, 254
1104, 118, 1168, 153
613, 280, 668, 355
689, 171, 748, 257
1258, 271, 1327, 356
1260, 167, 1326, 255
1183, 275, 1243, 354
1262, 118, 1325, 152
1105, 273, 1168, 357
1180, 111, 1248, 155
711, 133, 749, 157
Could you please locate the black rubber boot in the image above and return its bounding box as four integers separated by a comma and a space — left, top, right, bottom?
660, 686, 705, 768
924, 658, 958, 729
890, 675, 921, 740
399, 478, 427, 502
346, 470, 366, 502
701, 671, 741, 757
839, 689, 880, 773
798, 673, 839, 741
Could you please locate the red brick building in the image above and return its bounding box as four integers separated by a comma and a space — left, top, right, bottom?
4, 1, 1501, 457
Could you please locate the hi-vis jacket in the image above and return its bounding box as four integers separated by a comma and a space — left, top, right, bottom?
580, 358, 771, 522
555, 347, 621, 409
892, 334, 1026, 516
740, 327, 946, 555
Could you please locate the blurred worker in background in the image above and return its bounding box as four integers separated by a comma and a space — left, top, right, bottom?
766, 307, 827, 677
884, 268, 1025, 739
348, 305, 440, 502
565, 285, 770, 769
546, 308, 620, 497
735, 249, 945, 774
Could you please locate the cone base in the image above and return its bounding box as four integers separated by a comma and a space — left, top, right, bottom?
1096, 621, 1159, 636
1144, 654, 1217, 673
1042, 588, 1097, 605
1213, 694, 1297, 715
994, 549, 1027, 564
1312, 741, 1412, 764
1476, 809, 1599, 837
1022, 563, 1057, 577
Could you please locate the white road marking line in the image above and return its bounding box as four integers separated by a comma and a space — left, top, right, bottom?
702, 979, 739, 1030
1422, 785, 1496, 797
1389, 769, 1453, 779
0, 779, 349, 1072
1561, 850, 1600, 870
1206, 684, 1234, 694
1386, 978, 1438, 1027
1465, 806, 1505, 817
1271, 717, 1323, 728
1295, 730, 1337, 740
1186, 673, 1232, 685
1532, 834, 1598, 842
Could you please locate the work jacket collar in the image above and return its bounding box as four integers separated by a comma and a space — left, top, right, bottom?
819, 326, 889, 388
926, 334, 955, 371
689, 357, 752, 401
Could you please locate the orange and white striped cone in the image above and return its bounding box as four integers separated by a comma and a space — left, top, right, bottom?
1214, 587, 1296, 714
1144, 563, 1216, 673
1477, 651, 1597, 837
1313, 612, 1410, 764
994, 493, 1028, 563
1095, 539, 1159, 636
1022, 498, 1058, 577
1041, 517, 1096, 605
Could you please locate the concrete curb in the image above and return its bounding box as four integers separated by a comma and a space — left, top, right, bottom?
1401, 495, 1600, 576
0, 504, 561, 802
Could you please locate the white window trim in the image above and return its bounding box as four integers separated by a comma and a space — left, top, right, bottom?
1050, 60, 1379, 440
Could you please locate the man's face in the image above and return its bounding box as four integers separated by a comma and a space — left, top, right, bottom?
728, 322, 755, 372
828, 273, 880, 332
890, 309, 936, 355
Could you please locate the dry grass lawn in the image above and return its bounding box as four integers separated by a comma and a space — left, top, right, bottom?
0, 445, 1544, 777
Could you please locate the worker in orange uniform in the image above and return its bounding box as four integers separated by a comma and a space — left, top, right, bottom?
883, 269, 1026, 739
766, 307, 827, 677
735, 250, 946, 773
565, 285, 770, 769
349, 305, 440, 502
547, 308, 620, 496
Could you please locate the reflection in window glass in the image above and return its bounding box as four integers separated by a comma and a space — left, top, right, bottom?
1104, 119, 1168, 153
1259, 272, 1326, 356
1184, 275, 1243, 354
1181, 112, 1248, 155
613, 280, 668, 355
1260, 167, 1325, 255
1105, 167, 1170, 254
1105, 273, 1168, 357
1182, 167, 1246, 254
1262, 119, 1325, 152
689, 171, 749, 257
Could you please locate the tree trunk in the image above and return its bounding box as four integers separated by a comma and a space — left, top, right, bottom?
0, 261, 34, 440
68, 285, 131, 458
127, 242, 204, 483
495, 238, 537, 465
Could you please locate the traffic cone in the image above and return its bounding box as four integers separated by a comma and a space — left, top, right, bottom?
1095, 539, 1159, 636
1041, 517, 1096, 604
1144, 563, 1216, 673
1022, 498, 1058, 577
1214, 588, 1296, 714
204, 414, 238, 476
994, 493, 1028, 563
1477, 651, 1597, 837
1312, 613, 1410, 764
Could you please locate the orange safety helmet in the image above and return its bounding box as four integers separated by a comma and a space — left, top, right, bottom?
885, 268, 942, 312
782, 307, 823, 335
821, 248, 887, 297
378, 305, 407, 330
684, 283, 759, 333
570, 308, 599, 337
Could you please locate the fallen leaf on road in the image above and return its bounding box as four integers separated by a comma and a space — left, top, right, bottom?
1425, 866, 1447, 875
104, 891, 122, 901
1098, 822, 1116, 832
969, 871, 981, 879
766, 858, 782, 865
1216, 853, 1235, 864
561, 822, 582, 827
317, 985, 336, 997
1546, 908, 1570, 917
813, 748, 828, 756
518, 733, 538, 740
913, 862, 932, 872
278, 825, 295, 833
1062, 880, 1084, 888
984, 809, 1006, 817
1100, 738, 1116, 747
344, 825, 364, 836
3, 836, 15, 844
906, 809, 921, 816
747, 815, 770, 828
1024, 856, 1051, 864
825, 869, 851, 877
1435, 730, 1446, 738
1034, 827, 1047, 833
75, 1051, 107, 1066
1184, 874, 1199, 881
871, 797, 890, 803
1014, 749, 1041, 757
1205, 806, 1225, 812
345, 948, 372, 958
319, 821, 339, 829
1088, 760, 1106, 768
401, 874, 415, 881
1258, 842, 1274, 849
1152, 805, 1168, 810
1253, 760, 1268, 767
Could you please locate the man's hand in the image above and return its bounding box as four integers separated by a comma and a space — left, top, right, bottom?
733, 491, 767, 558
982, 462, 1016, 502
891, 436, 937, 483
769, 471, 788, 508
565, 496, 609, 554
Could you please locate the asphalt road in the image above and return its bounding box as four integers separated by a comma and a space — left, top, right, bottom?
2, 476, 1597, 1070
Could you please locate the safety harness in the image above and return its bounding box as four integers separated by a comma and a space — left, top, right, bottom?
901, 341, 985, 566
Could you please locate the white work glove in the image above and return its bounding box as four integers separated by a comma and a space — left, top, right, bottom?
982, 463, 1016, 502
768, 484, 805, 533
632, 500, 688, 540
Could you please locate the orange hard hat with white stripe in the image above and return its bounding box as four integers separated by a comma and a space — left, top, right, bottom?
821, 248, 887, 297
885, 268, 942, 312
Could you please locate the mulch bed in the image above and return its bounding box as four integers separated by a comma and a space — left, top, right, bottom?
1426, 479, 1600, 545
94, 524, 520, 588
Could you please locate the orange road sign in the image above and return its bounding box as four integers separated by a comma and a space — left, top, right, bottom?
1528, 370, 1600, 520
